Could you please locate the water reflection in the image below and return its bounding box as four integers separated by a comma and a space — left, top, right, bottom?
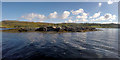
2, 28, 119, 59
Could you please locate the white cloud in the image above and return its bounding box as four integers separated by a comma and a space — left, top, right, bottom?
104, 13, 116, 20
76, 13, 88, 19
62, 11, 70, 19
112, 15, 117, 20
108, 0, 113, 4
64, 21, 68, 23
81, 19, 88, 22
99, 16, 106, 20
68, 19, 74, 23
76, 15, 81, 19
75, 19, 88, 22
48, 11, 57, 18
71, 8, 84, 15
99, 3, 102, 7
104, 13, 112, 20
75, 19, 79, 22
20, 8, 117, 23
65, 13, 116, 23
76, 15, 87, 19
65, 19, 77, 23
89, 17, 92, 19
65, 18, 88, 23
109, 20, 113, 22
90, 13, 117, 22
21, 13, 46, 22
83, 13, 88, 16
91, 12, 101, 18
75, 12, 88, 22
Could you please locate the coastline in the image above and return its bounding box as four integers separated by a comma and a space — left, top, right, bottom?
0, 27, 100, 33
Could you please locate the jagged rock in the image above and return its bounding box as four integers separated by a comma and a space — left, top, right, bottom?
15, 26, 98, 32
35, 27, 47, 31
54, 27, 62, 32
18, 28, 28, 32
47, 26, 55, 31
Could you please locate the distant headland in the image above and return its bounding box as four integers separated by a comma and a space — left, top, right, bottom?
0, 20, 119, 32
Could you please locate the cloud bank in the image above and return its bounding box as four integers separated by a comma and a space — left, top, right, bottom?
61, 11, 70, 19
21, 13, 46, 22
71, 8, 84, 15
48, 11, 58, 19
90, 12, 101, 18
20, 7, 117, 23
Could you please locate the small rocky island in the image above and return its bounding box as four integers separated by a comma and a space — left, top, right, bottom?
1, 20, 113, 32
2, 26, 98, 32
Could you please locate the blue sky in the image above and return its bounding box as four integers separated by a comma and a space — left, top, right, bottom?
2, 2, 118, 23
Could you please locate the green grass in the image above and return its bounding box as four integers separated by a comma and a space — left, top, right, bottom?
0, 20, 119, 28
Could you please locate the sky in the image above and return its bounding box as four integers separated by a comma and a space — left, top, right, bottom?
2, 2, 118, 23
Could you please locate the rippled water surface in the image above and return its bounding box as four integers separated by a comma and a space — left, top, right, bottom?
2, 28, 120, 59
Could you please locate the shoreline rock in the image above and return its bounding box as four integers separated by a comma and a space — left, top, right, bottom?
2, 26, 99, 32
35, 26, 98, 32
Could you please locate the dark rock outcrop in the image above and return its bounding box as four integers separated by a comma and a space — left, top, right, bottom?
18, 28, 28, 32
35, 27, 47, 31
5, 26, 98, 32
35, 26, 98, 32
47, 26, 56, 31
